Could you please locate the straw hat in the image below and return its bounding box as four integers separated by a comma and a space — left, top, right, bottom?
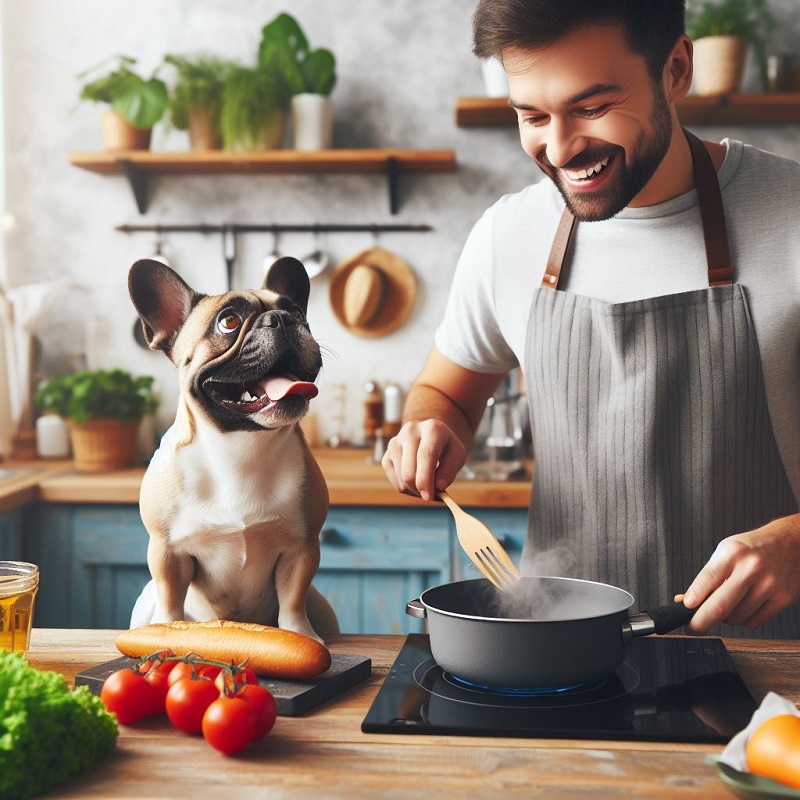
329, 246, 417, 338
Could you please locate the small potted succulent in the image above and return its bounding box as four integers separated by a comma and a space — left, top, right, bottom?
77, 55, 168, 151
686, 0, 775, 95
259, 12, 337, 150
164, 54, 232, 150
35, 369, 158, 472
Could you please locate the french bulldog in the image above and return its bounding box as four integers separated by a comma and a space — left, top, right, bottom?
127, 257, 338, 642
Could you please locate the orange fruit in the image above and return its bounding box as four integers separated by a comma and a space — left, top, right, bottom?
746, 713, 800, 789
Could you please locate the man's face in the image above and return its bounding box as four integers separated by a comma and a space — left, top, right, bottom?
505, 25, 674, 221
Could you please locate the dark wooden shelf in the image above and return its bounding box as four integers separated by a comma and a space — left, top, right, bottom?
69, 148, 458, 214
456, 93, 800, 127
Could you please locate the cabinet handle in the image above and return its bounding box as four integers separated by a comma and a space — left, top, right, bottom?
320, 527, 346, 546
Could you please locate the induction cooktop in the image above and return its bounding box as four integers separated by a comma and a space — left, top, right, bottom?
361, 634, 756, 743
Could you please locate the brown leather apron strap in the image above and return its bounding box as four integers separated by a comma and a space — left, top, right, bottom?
541, 207, 577, 289
542, 129, 733, 290
683, 129, 733, 286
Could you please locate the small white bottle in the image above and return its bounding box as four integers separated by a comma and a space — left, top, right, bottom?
35, 415, 70, 458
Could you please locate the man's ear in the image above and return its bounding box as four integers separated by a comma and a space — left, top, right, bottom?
664, 33, 693, 102
263, 256, 311, 314
128, 259, 199, 356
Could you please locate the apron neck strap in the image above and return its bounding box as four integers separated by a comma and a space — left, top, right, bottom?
541, 128, 733, 290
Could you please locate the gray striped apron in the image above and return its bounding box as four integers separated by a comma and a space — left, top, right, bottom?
522, 130, 800, 638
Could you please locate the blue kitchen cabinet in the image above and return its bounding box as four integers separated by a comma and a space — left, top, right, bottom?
24, 502, 455, 634
314, 506, 450, 634
450, 507, 528, 582
0, 509, 24, 559
26, 504, 150, 629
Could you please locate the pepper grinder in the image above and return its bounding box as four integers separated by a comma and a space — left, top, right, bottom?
362, 380, 383, 444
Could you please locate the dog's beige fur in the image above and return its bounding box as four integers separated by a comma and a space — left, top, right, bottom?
128, 258, 338, 641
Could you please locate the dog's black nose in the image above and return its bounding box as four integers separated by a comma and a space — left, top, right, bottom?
255, 310, 297, 330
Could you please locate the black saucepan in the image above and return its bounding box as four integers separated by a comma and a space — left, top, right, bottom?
406, 577, 695, 689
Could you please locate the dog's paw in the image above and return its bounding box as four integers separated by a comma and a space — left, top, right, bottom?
279, 614, 323, 643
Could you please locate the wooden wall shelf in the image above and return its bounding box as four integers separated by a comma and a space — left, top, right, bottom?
69, 149, 458, 215
456, 93, 800, 127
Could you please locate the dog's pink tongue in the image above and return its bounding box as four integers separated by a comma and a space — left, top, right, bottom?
261, 374, 319, 401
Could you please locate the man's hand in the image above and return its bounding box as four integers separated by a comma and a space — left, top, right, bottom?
380, 347, 508, 502
681, 514, 800, 632
382, 419, 467, 502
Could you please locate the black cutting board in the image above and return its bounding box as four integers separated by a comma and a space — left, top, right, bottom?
75, 653, 371, 716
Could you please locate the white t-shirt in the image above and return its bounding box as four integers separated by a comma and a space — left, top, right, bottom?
435, 139, 800, 503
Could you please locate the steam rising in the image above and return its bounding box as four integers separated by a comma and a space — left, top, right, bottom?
489, 545, 579, 620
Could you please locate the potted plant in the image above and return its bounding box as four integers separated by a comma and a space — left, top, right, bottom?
164, 54, 232, 150
259, 12, 337, 151
35, 369, 158, 472
78, 55, 167, 151
219, 63, 287, 151
686, 0, 775, 95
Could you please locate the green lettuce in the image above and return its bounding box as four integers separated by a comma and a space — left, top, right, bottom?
0, 651, 118, 799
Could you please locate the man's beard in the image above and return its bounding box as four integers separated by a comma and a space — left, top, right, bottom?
541, 86, 673, 222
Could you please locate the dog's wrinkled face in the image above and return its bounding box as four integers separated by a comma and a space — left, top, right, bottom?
129, 257, 322, 432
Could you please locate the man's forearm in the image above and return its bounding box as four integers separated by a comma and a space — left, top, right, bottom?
402, 382, 480, 452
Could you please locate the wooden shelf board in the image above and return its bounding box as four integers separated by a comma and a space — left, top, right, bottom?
69, 148, 457, 176
456, 93, 800, 127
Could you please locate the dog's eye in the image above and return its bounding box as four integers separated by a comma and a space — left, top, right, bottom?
216, 311, 242, 334
293, 308, 305, 322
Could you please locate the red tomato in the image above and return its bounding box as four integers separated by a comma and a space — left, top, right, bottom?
100, 668, 155, 724
145, 660, 178, 715
215, 667, 259, 695
237, 684, 278, 739
202, 696, 256, 754
165, 677, 220, 734
198, 664, 223, 682
167, 661, 198, 687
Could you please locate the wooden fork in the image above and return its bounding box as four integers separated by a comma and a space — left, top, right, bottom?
439, 490, 521, 591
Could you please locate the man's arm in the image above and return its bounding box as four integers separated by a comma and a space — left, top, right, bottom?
382, 346, 507, 501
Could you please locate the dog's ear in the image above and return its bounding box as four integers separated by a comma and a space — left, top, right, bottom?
128, 259, 199, 356
263, 256, 310, 314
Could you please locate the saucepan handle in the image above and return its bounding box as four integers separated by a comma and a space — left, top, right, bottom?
622, 601, 696, 642
406, 598, 427, 619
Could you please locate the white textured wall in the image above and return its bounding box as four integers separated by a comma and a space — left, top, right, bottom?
2, 0, 799, 444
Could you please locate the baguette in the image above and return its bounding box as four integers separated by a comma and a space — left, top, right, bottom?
115, 620, 331, 679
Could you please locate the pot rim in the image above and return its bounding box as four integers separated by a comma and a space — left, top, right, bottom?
419, 575, 635, 624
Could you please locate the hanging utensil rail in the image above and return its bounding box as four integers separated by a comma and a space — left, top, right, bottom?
115, 223, 433, 234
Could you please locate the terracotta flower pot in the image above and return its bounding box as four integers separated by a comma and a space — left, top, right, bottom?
187, 106, 221, 151
68, 419, 141, 472
100, 109, 152, 151
692, 36, 748, 96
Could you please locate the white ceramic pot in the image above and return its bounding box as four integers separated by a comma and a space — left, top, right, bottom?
291, 94, 333, 151
692, 36, 748, 96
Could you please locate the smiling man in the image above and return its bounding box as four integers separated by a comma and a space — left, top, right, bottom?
382, 0, 800, 638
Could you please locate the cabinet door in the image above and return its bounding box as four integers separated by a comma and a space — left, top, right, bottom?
28, 504, 149, 629
314, 507, 450, 634
0, 509, 23, 559
450, 508, 528, 582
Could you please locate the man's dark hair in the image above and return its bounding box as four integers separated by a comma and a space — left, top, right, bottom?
473, 0, 686, 81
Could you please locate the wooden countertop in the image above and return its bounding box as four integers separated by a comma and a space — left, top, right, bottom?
0, 448, 532, 510
28, 629, 800, 799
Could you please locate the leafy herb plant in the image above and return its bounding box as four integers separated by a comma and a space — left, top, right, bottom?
258, 12, 337, 98
77, 54, 167, 129
163, 54, 232, 133
35, 369, 158, 424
